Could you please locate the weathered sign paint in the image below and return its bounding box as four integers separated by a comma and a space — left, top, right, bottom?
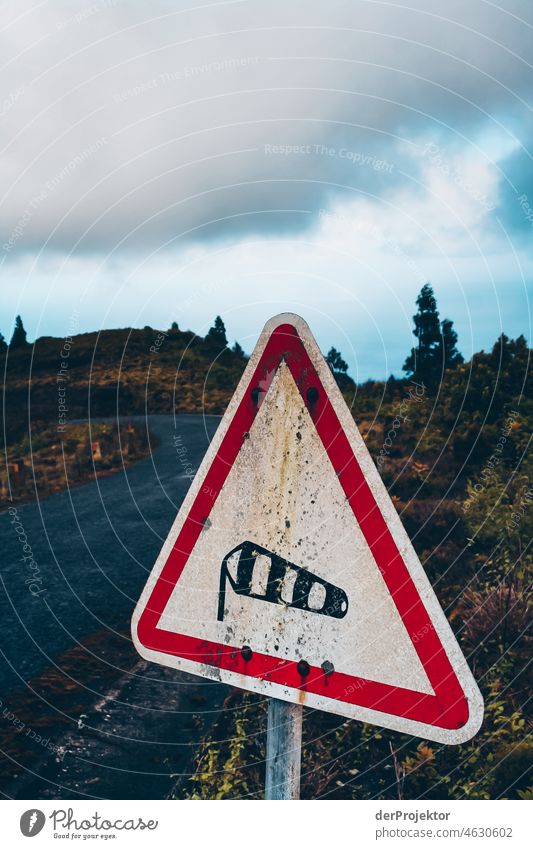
132, 313, 483, 744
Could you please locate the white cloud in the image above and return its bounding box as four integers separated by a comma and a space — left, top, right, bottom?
0, 1, 531, 375
0, 0, 532, 256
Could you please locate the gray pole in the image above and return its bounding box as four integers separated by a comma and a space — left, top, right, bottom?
265, 698, 303, 799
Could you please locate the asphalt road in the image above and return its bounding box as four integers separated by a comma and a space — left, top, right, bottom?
0, 414, 230, 799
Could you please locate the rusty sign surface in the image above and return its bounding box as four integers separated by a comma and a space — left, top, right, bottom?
132, 313, 483, 744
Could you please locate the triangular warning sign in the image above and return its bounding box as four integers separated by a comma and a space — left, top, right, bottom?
132, 314, 483, 744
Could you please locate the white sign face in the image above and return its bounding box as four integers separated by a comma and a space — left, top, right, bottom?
132, 313, 483, 744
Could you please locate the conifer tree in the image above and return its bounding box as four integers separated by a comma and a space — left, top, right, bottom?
440, 317, 464, 369
206, 315, 228, 348
10, 315, 28, 348
326, 346, 349, 374
403, 285, 464, 389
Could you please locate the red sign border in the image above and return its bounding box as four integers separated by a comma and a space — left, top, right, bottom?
137, 322, 469, 731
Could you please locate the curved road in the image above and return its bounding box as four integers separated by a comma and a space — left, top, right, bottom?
0, 414, 231, 799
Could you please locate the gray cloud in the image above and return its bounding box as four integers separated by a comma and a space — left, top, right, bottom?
496, 129, 533, 236
0, 0, 532, 257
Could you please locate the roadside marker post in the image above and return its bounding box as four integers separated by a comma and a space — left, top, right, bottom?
132, 313, 483, 799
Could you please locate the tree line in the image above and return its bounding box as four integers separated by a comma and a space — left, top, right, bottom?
0, 285, 524, 394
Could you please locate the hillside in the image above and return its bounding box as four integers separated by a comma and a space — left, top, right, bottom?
1, 421, 153, 508
1, 324, 258, 506
1, 324, 530, 518
2, 326, 251, 446
1, 319, 531, 800
0, 322, 356, 506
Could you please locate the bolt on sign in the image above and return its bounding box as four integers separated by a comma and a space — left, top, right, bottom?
132, 314, 483, 744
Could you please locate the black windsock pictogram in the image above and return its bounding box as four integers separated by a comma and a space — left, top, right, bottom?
217, 541, 348, 622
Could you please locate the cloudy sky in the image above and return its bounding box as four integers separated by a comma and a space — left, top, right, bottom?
1, 0, 532, 378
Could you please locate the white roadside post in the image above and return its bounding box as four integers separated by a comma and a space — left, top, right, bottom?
265, 700, 303, 800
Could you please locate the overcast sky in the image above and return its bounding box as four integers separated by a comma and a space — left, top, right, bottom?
1, 0, 532, 378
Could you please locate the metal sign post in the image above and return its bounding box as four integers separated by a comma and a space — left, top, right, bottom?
265, 699, 303, 800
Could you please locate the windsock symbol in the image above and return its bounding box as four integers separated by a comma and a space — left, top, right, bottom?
217, 541, 348, 622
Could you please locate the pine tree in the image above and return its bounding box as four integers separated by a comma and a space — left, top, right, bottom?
403, 285, 464, 388
232, 341, 246, 359
489, 333, 512, 372
206, 315, 228, 348
403, 284, 442, 389
326, 346, 348, 374
440, 318, 463, 369
10, 315, 28, 348
385, 373, 398, 400
170, 321, 179, 332
487, 333, 529, 398
0, 331, 6, 353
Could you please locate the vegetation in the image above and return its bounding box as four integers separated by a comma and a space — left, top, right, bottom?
206, 315, 228, 350
232, 341, 247, 359
9, 314, 28, 349
0, 421, 152, 508
1, 295, 530, 800
179, 289, 531, 801
326, 346, 349, 374
0, 320, 250, 448
0, 314, 251, 506
403, 283, 463, 389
